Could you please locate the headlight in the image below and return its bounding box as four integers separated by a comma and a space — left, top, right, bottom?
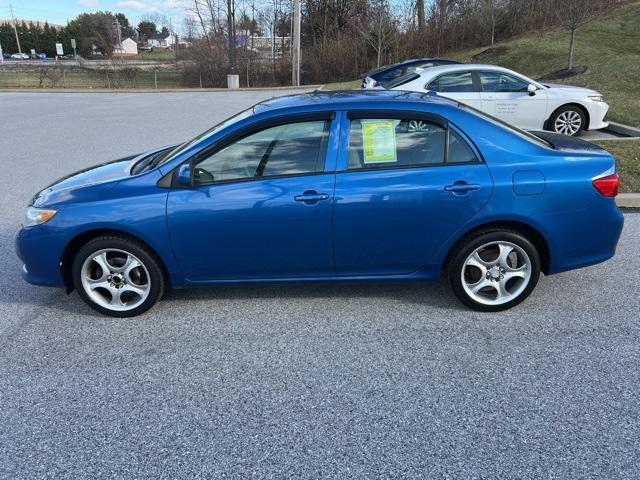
23, 207, 57, 227
588, 95, 604, 102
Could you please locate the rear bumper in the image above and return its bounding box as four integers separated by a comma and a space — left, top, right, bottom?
535, 201, 624, 274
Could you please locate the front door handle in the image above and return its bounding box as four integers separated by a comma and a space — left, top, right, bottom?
445, 181, 480, 194
294, 190, 330, 205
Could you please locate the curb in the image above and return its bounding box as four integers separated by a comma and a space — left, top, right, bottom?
607, 122, 640, 138
0, 86, 319, 93
617, 193, 640, 209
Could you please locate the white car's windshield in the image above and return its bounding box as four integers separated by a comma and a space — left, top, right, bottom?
158, 107, 255, 166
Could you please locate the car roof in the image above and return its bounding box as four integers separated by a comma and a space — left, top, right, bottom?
413, 63, 517, 78
253, 90, 459, 114
366, 58, 461, 76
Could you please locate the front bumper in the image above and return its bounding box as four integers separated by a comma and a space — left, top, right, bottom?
586, 101, 610, 131
15, 227, 66, 287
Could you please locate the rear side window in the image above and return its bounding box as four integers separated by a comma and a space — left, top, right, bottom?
448, 130, 478, 164
347, 118, 478, 170
427, 72, 474, 93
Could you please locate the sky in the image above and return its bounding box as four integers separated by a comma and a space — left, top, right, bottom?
0, 0, 185, 27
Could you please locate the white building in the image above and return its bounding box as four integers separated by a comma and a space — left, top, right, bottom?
148, 33, 176, 49
113, 37, 138, 56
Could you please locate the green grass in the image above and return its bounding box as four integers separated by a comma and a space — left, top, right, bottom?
137, 49, 177, 61
325, 3, 640, 126
595, 140, 640, 193
452, 2, 640, 127
323, 79, 361, 90
0, 69, 182, 89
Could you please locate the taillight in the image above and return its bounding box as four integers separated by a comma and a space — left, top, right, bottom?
593, 173, 620, 197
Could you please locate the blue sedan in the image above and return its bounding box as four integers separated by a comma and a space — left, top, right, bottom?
16, 91, 624, 317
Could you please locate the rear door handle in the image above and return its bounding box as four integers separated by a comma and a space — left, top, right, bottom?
294, 191, 330, 204
445, 181, 480, 194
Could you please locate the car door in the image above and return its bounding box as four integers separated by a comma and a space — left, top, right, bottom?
167, 114, 338, 281
425, 70, 483, 109
477, 70, 548, 130
333, 111, 493, 276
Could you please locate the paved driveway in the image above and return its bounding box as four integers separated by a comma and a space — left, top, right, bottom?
0, 92, 638, 479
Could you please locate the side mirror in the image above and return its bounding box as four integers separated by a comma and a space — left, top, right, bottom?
527, 84, 537, 96
177, 163, 192, 187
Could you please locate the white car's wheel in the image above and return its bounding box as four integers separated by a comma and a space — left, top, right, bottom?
549, 105, 586, 136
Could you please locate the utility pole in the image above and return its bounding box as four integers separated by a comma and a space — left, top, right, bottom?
114, 18, 123, 47
227, 0, 237, 73
291, 0, 301, 86
9, 3, 22, 55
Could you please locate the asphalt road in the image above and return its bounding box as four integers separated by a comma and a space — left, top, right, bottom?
1, 92, 639, 479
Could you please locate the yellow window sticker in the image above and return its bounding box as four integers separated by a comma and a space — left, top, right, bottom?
362, 120, 397, 164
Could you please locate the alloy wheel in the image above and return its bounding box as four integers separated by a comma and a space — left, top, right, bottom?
461, 241, 532, 306
80, 248, 151, 312
554, 110, 582, 135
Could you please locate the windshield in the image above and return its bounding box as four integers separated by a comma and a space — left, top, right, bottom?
158, 106, 255, 165
381, 72, 420, 90
457, 102, 552, 148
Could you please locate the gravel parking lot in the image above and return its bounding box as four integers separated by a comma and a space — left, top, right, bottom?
1, 91, 639, 479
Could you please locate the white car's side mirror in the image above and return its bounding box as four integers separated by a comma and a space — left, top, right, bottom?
527, 84, 537, 96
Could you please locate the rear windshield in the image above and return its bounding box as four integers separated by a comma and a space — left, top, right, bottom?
381, 72, 420, 90
457, 103, 552, 148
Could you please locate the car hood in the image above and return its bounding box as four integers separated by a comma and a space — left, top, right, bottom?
542, 83, 600, 95
31, 147, 169, 207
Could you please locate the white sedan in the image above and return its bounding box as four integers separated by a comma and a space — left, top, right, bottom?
10, 53, 30, 60
381, 64, 609, 136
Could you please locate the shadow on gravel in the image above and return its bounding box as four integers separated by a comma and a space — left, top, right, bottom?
163, 280, 463, 311
9, 278, 464, 317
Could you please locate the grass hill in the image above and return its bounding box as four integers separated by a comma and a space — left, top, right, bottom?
326, 2, 640, 128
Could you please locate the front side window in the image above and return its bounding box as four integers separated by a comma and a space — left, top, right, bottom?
427, 72, 474, 93
193, 120, 329, 184
479, 71, 529, 93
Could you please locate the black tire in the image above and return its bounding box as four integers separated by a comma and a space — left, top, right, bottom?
447, 229, 541, 312
72, 235, 165, 317
547, 105, 586, 136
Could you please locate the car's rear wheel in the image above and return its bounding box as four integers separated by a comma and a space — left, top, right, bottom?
448, 230, 541, 311
72, 236, 164, 317
548, 105, 586, 136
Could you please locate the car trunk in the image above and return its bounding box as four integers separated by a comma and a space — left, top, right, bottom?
530, 131, 609, 153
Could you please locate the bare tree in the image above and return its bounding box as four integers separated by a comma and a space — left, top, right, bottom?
559, 0, 599, 69
479, 0, 503, 46
360, 0, 395, 67
416, 0, 425, 31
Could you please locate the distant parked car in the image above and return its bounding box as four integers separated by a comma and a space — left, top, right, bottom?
361, 58, 462, 89
36, 53, 47, 60
16, 91, 623, 316
10, 53, 29, 60
386, 64, 609, 136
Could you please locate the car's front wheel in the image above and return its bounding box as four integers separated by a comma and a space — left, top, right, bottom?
548, 105, 586, 136
72, 235, 164, 317
448, 230, 541, 311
